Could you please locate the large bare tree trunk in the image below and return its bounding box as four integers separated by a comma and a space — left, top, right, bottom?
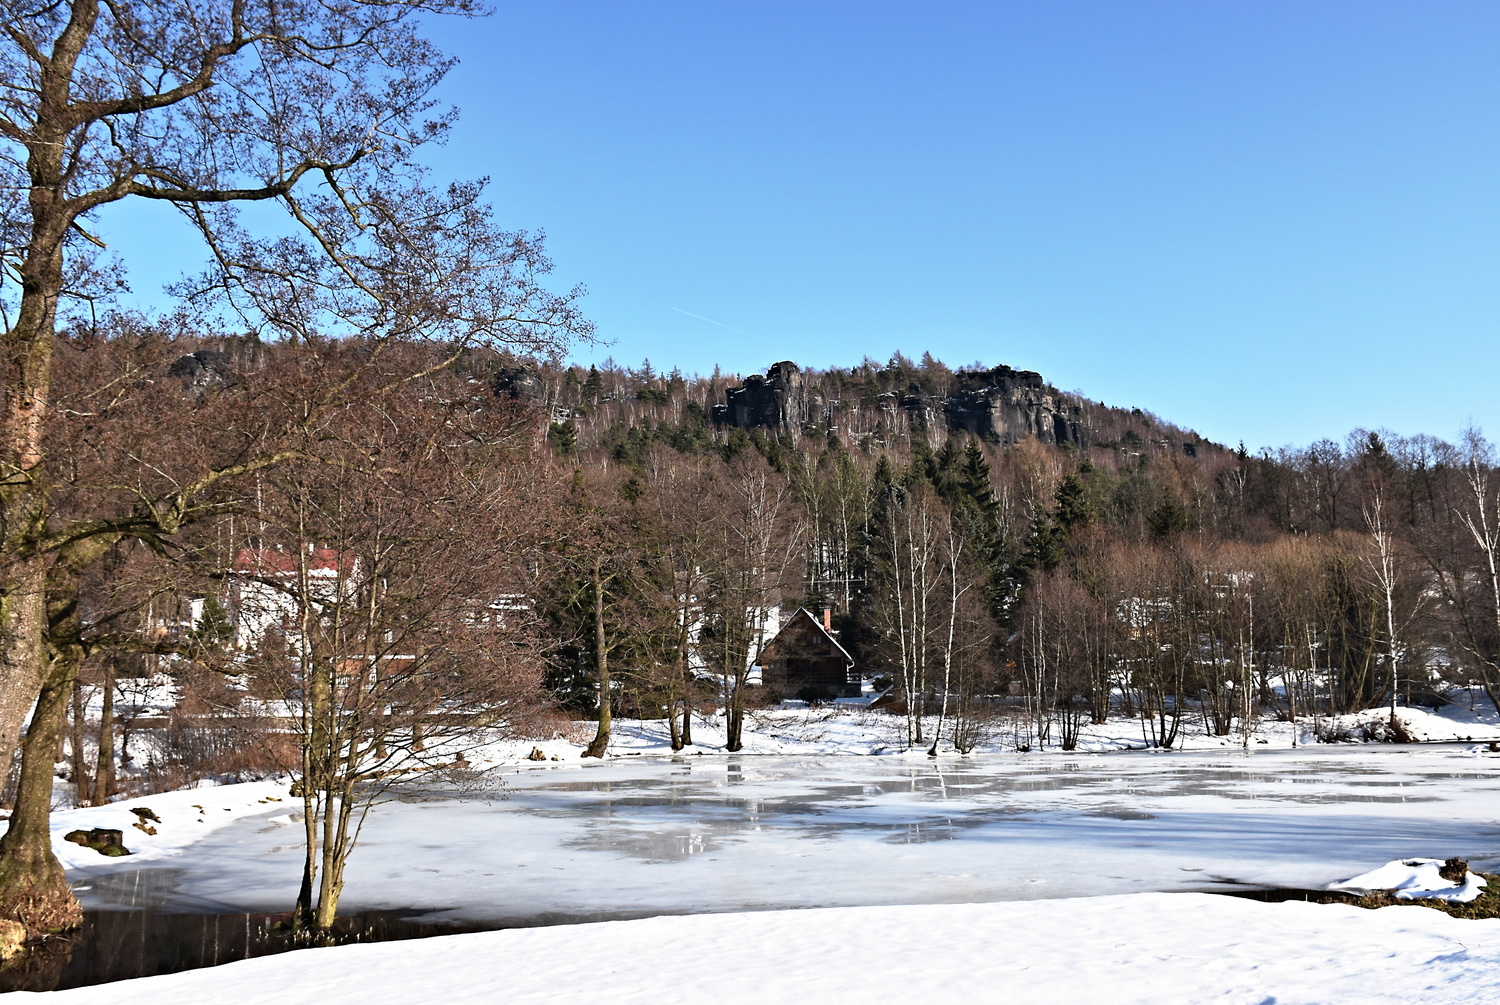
0, 660, 83, 934
0, 73, 73, 933
0, 33, 69, 783
0, 576, 48, 792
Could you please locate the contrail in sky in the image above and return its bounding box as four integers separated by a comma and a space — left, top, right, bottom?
671, 307, 755, 337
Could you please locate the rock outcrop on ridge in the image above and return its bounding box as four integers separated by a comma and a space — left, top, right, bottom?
714, 361, 1084, 447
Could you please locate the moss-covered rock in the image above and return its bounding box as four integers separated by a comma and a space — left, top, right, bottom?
61, 828, 130, 857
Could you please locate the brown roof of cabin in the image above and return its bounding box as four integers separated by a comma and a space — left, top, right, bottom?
758, 608, 854, 666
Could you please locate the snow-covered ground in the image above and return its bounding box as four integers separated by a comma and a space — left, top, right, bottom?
19, 893, 1500, 1004
470, 696, 1500, 762
51, 780, 292, 882
77, 677, 1500, 764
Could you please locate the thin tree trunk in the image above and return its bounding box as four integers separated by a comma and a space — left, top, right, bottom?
725, 687, 744, 752
583, 558, 611, 758
294, 540, 322, 930
314, 779, 347, 931
675, 614, 693, 750
888, 510, 914, 748
1460, 464, 1500, 714
93, 661, 115, 803
69, 679, 90, 807
929, 529, 961, 757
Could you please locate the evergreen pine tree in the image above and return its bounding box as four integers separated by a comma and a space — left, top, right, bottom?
189, 595, 235, 662
583, 365, 604, 403
1054, 472, 1091, 532
959, 440, 998, 519
1018, 508, 1066, 574
548, 422, 578, 456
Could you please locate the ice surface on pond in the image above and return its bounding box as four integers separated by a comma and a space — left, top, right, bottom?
70, 746, 1500, 923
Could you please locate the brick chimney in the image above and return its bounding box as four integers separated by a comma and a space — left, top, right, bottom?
821, 605, 832, 632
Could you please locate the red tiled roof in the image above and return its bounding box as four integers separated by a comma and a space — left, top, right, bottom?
231, 547, 349, 576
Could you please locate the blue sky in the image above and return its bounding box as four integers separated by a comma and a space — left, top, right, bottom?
102, 1, 1499, 451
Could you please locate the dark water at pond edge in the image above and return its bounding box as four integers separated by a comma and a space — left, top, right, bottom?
0, 857, 677, 992
0, 908, 501, 992
0, 901, 681, 992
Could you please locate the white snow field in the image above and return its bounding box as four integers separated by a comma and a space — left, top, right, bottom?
19, 893, 1500, 1004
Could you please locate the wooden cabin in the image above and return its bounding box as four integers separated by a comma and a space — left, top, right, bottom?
757, 608, 860, 700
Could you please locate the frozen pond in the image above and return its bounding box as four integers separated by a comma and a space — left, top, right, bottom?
75, 746, 1500, 923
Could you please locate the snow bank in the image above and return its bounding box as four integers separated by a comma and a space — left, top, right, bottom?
461, 694, 1500, 767
46, 779, 291, 878
19, 893, 1500, 1004
1332, 858, 1489, 903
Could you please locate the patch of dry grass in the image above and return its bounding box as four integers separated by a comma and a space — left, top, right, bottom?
1271, 872, 1500, 921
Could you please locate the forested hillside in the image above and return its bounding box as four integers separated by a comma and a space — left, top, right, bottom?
485, 351, 1500, 753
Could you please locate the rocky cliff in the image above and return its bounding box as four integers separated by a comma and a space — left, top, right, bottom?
713, 361, 814, 429
938, 365, 1083, 447
715, 361, 1084, 447
167, 336, 266, 394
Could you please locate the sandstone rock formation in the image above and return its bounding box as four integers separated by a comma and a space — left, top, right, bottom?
939, 365, 1082, 446
713, 361, 811, 429
167, 336, 265, 394
715, 361, 1083, 447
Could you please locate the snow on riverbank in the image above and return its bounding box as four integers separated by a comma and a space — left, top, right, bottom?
460, 696, 1500, 767
48, 779, 292, 877
37, 780, 294, 913
21, 893, 1500, 1004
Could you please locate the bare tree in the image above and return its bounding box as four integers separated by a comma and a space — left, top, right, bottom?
233, 378, 551, 932
1016, 570, 1107, 751
870, 482, 944, 748
641, 456, 717, 749
1449, 432, 1500, 712
0, 2, 588, 934
1260, 535, 1338, 735
704, 456, 801, 752
1362, 492, 1425, 729
543, 465, 649, 760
